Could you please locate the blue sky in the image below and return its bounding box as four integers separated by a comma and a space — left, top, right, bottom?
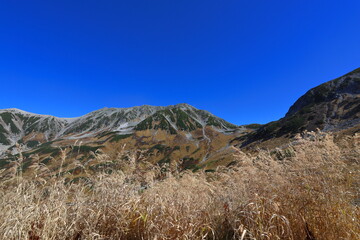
0, 0, 359, 125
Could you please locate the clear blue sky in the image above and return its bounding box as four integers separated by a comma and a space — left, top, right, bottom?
0, 0, 359, 125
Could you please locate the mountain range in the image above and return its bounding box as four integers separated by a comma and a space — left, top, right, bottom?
0, 103, 236, 150
0, 103, 247, 171
0, 67, 359, 173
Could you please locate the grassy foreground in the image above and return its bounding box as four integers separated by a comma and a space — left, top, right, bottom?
0, 132, 359, 239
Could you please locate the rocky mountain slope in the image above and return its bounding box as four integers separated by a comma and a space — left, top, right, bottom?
0, 104, 238, 151
239, 67, 360, 147
0, 109, 69, 150
0, 104, 247, 173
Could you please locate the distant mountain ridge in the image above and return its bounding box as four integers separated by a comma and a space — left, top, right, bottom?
0, 104, 237, 154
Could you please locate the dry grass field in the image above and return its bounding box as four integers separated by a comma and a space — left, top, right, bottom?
0, 131, 359, 239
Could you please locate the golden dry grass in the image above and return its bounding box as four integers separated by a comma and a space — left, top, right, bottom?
0, 131, 359, 239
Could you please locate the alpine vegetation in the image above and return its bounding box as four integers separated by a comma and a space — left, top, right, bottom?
0, 131, 358, 239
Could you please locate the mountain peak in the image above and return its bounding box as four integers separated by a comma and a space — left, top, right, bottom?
172, 103, 193, 108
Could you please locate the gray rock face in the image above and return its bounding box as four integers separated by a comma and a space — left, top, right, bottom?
0, 109, 68, 146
